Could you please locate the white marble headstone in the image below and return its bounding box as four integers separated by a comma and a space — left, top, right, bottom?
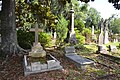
104, 30, 109, 44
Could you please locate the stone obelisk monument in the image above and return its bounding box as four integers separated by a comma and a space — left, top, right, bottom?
69, 4, 77, 44
98, 19, 104, 45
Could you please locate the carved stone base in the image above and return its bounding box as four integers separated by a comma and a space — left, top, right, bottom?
29, 43, 46, 57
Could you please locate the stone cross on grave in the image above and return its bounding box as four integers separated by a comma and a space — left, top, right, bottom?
30, 22, 43, 46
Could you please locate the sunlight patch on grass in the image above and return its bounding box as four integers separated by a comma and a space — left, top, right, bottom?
105, 42, 120, 48
84, 44, 97, 52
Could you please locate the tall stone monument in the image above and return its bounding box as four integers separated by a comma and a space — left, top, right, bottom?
98, 19, 104, 45
92, 25, 97, 43
53, 32, 57, 39
103, 19, 109, 44
70, 8, 75, 35
92, 26, 95, 39
92, 25, 94, 36
104, 29, 109, 44
97, 19, 109, 54
69, 4, 77, 44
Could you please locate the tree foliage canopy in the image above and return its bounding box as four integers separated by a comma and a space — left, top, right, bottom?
110, 18, 120, 34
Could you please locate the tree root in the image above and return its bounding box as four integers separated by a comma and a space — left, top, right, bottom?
0, 43, 29, 65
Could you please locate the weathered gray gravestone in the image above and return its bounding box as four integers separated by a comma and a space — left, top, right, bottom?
30, 23, 43, 46
65, 46, 75, 54
23, 22, 62, 76
29, 22, 46, 57
65, 46, 94, 68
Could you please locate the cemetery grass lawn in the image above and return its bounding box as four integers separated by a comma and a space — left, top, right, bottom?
79, 42, 120, 58
105, 42, 120, 58
76, 43, 97, 56
108, 49, 120, 58
105, 42, 120, 47
83, 44, 97, 52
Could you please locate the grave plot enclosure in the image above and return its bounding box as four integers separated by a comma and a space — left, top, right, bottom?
23, 22, 62, 76
23, 54, 63, 76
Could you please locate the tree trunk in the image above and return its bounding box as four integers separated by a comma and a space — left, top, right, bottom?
1, 0, 25, 57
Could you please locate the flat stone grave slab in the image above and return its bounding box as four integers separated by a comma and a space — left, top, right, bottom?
23, 54, 63, 76
64, 46, 94, 68
65, 53, 94, 68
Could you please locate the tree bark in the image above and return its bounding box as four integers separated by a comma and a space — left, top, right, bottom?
1, 0, 25, 57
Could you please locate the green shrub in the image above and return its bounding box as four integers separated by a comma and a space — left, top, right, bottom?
75, 44, 85, 50
17, 29, 52, 49
111, 34, 117, 39
75, 28, 85, 44
56, 14, 68, 45
75, 44, 91, 52
39, 32, 52, 47
17, 29, 34, 49
117, 43, 120, 49
82, 28, 92, 43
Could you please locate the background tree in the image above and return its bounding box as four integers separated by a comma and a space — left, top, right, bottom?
74, 2, 88, 32
16, 0, 57, 49
75, 28, 85, 44
16, 0, 57, 30
110, 18, 120, 34
85, 7, 101, 29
